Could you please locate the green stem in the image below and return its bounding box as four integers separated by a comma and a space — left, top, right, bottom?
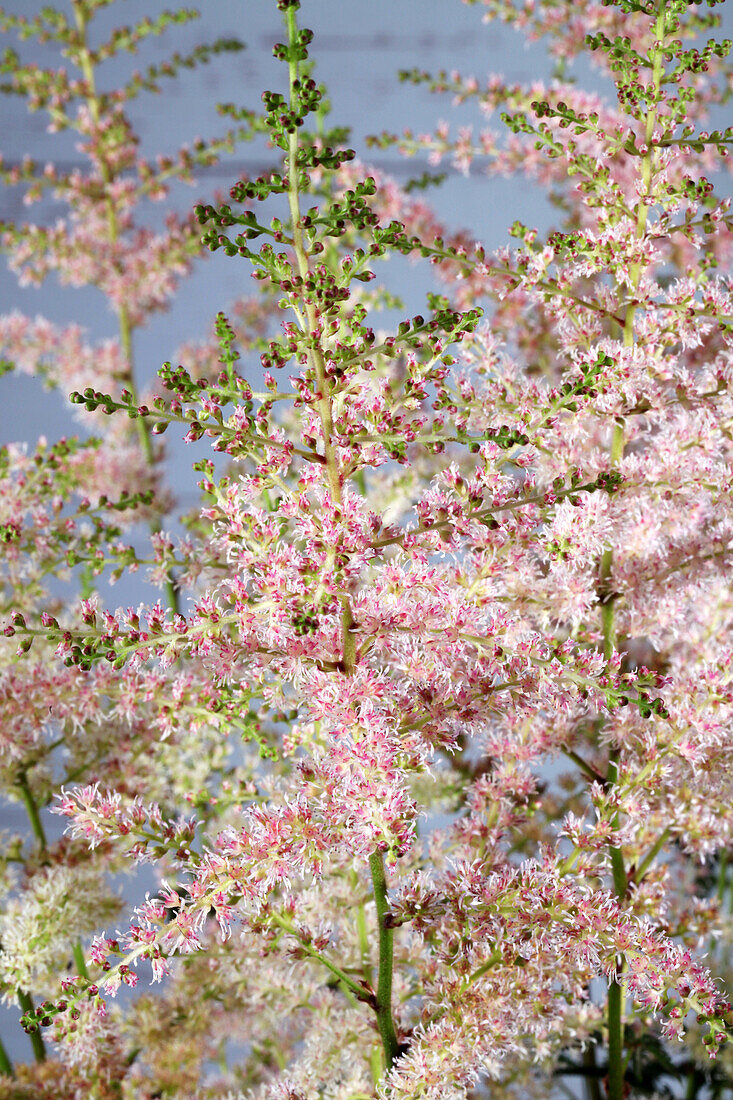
356, 893, 374, 990
685, 1067, 697, 1100
605, 748, 627, 1100
562, 747, 605, 785
607, 978, 624, 1100
369, 851, 402, 1070
17, 991, 46, 1063
636, 828, 670, 882
582, 1043, 602, 1100
73, 940, 89, 981
0, 1035, 14, 1078
369, 1046, 383, 1087
606, 753, 627, 901
609, 842, 628, 899
16, 772, 47, 851
13, 775, 50, 1064
602, 5, 667, 1090
716, 850, 728, 903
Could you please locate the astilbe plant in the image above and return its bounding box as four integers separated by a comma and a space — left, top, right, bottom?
1, 0, 733, 1096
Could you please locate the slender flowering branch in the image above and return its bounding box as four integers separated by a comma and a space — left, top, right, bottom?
70, 0, 178, 611
269, 910, 376, 1007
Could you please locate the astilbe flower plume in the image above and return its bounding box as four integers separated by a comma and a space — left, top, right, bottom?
1, 0, 733, 1097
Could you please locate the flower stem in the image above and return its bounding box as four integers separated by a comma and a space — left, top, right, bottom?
582, 1047, 602, 1100
17, 991, 46, 1063
284, 6, 340, 504
685, 1068, 697, 1100
607, 978, 624, 1100
73, 940, 89, 981
605, 749, 627, 1100
283, 3, 357, 675
369, 851, 402, 1070
16, 772, 47, 851
14, 773, 49, 1062
604, 5, 668, 1094
355, 885, 375, 991
562, 747, 605, 785
636, 828, 670, 882
0, 1035, 14, 1078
